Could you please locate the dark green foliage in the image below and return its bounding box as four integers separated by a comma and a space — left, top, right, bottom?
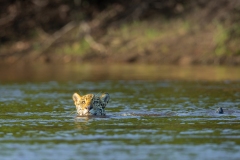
1, 0, 240, 43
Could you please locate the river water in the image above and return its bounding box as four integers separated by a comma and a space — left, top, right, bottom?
0, 64, 240, 160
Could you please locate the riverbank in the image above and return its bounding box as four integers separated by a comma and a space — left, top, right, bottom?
1, 1, 240, 65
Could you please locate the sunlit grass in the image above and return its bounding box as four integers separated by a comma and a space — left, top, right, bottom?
56, 40, 90, 55
213, 21, 240, 56
106, 19, 194, 54
214, 23, 229, 56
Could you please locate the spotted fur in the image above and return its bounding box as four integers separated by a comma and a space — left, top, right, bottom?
72, 92, 110, 116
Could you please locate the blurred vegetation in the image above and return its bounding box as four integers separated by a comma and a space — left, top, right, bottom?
0, 0, 240, 65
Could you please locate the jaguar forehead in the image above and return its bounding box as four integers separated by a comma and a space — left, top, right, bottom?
81, 94, 93, 103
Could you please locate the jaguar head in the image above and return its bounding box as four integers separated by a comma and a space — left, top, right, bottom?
72, 92, 110, 116
72, 93, 94, 116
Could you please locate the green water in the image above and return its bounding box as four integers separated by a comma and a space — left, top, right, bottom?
0, 64, 240, 160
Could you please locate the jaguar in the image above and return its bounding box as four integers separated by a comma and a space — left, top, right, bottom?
72, 92, 110, 116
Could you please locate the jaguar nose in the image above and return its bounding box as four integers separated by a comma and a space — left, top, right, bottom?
87, 105, 93, 112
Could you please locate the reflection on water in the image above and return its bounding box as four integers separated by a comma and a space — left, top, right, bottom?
0, 63, 240, 82
0, 64, 240, 159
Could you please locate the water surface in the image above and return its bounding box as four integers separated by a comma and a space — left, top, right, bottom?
0, 64, 240, 160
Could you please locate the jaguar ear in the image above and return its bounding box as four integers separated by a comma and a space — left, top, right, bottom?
100, 93, 110, 103
72, 93, 81, 102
